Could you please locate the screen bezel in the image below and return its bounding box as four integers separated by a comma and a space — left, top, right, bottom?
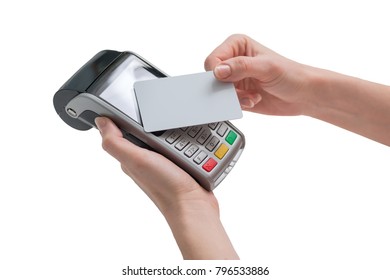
87, 52, 167, 126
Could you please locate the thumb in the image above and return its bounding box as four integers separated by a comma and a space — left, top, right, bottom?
95, 117, 122, 137
95, 117, 138, 163
213, 56, 275, 83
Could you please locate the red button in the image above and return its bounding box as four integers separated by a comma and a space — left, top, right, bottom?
202, 158, 218, 172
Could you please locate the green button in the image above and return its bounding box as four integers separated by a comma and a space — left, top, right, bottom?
225, 130, 237, 145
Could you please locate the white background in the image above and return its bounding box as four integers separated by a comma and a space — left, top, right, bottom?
1, 1, 389, 279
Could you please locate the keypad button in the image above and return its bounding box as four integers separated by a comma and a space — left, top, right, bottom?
175, 137, 190, 151
165, 130, 181, 144
197, 129, 211, 145
188, 126, 202, 138
202, 158, 218, 172
184, 144, 199, 158
225, 130, 238, 145
208, 122, 219, 130
224, 166, 233, 174
193, 151, 207, 164
205, 136, 220, 152
217, 123, 228, 137
215, 143, 229, 159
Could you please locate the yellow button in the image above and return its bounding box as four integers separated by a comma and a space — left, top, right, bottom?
214, 143, 229, 159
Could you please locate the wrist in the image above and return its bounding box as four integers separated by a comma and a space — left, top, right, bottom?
163, 194, 239, 260
163, 192, 220, 224
302, 67, 364, 119
299, 66, 338, 118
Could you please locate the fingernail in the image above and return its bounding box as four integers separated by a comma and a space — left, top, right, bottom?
240, 98, 254, 108
214, 64, 232, 79
253, 93, 262, 103
95, 117, 106, 131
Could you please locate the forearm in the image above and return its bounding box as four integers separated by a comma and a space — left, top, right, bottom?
164, 201, 239, 260
304, 67, 390, 146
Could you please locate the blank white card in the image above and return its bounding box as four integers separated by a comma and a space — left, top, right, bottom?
134, 71, 242, 132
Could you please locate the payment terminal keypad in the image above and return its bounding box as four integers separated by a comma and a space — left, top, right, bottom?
164, 122, 239, 173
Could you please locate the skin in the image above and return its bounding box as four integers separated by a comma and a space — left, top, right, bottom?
95, 117, 238, 260
95, 34, 390, 260
205, 34, 390, 146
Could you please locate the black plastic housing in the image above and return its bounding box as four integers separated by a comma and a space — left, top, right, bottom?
53, 50, 122, 130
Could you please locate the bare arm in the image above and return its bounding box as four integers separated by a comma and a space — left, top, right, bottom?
164, 201, 238, 260
305, 68, 390, 146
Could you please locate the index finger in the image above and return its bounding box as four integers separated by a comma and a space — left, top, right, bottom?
204, 34, 251, 71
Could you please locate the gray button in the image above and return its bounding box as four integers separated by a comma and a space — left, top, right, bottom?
188, 126, 202, 138
165, 130, 181, 144
208, 122, 219, 130
184, 144, 199, 157
217, 123, 228, 137
197, 129, 211, 144
175, 137, 190, 151
224, 166, 233, 174
193, 151, 208, 164
205, 136, 220, 151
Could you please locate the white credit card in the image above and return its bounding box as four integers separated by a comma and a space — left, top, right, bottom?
134, 71, 242, 132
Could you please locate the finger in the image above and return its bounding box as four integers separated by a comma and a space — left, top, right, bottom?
204, 56, 222, 72
214, 55, 281, 85
236, 89, 262, 109
95, 117, 142, 164
214, 56, 260, 81
204, 34, 251, 71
